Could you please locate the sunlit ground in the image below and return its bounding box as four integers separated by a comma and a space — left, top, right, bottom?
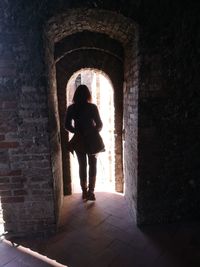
2, 239, 67, 267
67, 69, 115, 194
0, 198, 5, 236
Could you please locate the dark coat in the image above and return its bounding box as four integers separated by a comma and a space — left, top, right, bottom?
65, 102, 104, 154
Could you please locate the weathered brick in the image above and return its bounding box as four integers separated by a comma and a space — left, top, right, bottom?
0, 125, 18, 132
0, 142, 19, 148
10, 183, 25, 189
0, 59, 15, 68
2, 101, 18, 109
0, 135, 5, 141
0, 190, 12, 196
0, 170, 22, 176
0, 177, 10, 183
13, 189, 27, 196
11, 176, 26, 183
1, 196, 24, 203
0, 67, 16, 76
32, 190, 51, 195
0, 184, 10, 190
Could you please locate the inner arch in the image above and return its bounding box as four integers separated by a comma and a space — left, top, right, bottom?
45, 8, 136, 44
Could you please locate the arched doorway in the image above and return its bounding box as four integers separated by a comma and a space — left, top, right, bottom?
45, 8, 138, 224
66, 69, 115, 193
55, 38, 125, 197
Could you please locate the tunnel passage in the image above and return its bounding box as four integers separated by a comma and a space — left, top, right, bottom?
56, 31, 124, 195
0, 2, 199, 236
44, 9, 138, 223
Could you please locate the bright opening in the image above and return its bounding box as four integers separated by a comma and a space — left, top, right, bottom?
3, 240, 67, 267
66, 69, 115, 193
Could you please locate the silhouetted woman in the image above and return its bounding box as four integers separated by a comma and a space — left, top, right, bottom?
65, 84, 103, 201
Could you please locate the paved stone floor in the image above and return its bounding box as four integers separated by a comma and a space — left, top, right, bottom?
1, 192, 200, 267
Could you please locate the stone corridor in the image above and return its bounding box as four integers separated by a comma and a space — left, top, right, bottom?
0, 1, 200, 266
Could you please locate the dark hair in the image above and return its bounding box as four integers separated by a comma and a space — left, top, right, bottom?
73, 84, 92, 104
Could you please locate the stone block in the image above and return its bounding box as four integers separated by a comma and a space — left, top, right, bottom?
1, 196, 24, 203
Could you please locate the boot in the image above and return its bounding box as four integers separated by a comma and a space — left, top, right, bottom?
87, 177, 96, 201
80, 180, 87, 200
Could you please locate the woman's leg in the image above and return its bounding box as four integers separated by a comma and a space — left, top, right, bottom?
88, 154, 97, 200
76, 152, 87, 198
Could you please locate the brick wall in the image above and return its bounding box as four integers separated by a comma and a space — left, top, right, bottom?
0, 1, 56, 235
56, 48, 124, 194
136, 1, 200, 224
44, 32, 64, 223
48, 10, 136, 195
0, 0, 199, 234
123, 28, 139, 219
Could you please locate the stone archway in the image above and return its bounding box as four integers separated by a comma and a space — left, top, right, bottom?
56, 44, 124, 195
44, 8, 139, 223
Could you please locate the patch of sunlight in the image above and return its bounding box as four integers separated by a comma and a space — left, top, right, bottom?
4, 239, 68, 267
0, 198, 5, 237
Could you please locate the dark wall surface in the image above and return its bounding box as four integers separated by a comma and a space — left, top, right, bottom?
137, 1, 200, 224
0, 0, 199, 234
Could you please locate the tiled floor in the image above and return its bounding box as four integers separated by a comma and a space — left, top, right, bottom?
1, 192, 200, 267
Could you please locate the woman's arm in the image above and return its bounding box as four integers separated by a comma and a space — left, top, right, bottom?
93, 105, 103, 132
65, 105, 76, 133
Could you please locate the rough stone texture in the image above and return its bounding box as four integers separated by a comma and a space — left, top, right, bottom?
44, 31, 64, 222
54, 31, 124, 62
123, 31, 139, 220
0, 0, 200, 234
138, 4, 200, 223
137, 1, 200, 224
46, 8, 136, 44
0, 1, 56, 235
